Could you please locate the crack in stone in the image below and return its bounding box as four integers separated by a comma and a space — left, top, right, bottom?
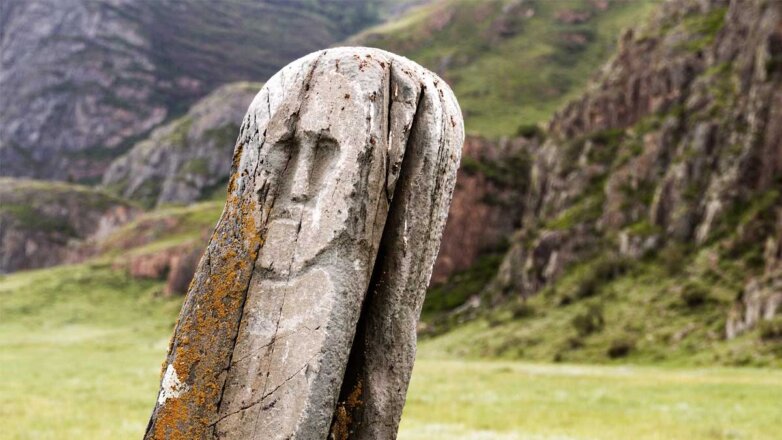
209, 351, 319, 428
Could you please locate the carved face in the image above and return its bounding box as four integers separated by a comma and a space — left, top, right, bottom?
216, 51, 402, 435
252, 53, 391, 278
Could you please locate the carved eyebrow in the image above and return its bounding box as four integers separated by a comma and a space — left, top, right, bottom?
315, 135, 338, 149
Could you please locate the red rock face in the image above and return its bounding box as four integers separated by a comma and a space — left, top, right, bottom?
430, 135, 529, 284
115, 242, 203, 297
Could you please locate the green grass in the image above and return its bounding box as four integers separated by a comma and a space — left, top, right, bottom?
400, 359, 782, 440
0, 264, 180, 440
1, 262, 781, 439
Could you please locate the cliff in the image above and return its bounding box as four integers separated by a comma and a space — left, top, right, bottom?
0, 0, 381, 182
102, 82, 261, 207
447, 0, 782, 364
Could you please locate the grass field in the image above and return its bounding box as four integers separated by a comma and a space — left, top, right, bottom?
1, 264, 781, 439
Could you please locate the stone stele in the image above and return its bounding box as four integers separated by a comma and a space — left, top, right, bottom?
144, 47, 463, 440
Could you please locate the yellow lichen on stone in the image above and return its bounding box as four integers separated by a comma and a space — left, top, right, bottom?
147, 190, 264, 439
330, 380, 363, 440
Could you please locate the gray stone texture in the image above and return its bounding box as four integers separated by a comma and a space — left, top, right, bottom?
145, 47, 463, 440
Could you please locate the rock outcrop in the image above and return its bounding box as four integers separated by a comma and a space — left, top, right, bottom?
0, 178, 138, 273
0, 0, 382, 182
727, 212, 782, 338
117, 242, 204, 297
103, 82, 261, 207
431, 134, 532, 284
488, 0, 781, 329
145, 48, 463, 440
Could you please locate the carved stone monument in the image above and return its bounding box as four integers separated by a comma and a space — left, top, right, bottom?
145, 47, 463, 440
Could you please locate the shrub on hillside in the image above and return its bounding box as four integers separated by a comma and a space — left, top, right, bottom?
515, 123, 544, 139
560, 254, 634, 304
511, 300, 536, 319
760, 317, 782, 341
571, 304, 605, 336
607, 336, 635, 358
680, 282, 712, 308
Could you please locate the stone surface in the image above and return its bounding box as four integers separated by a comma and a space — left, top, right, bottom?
144, 47, 463, 440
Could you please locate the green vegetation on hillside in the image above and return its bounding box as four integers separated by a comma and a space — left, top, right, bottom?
420, 245, 782, 367
353, 0, 657, 137
0, 178, 135, 236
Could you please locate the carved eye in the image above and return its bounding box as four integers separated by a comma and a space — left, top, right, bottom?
272, 134, 341, 204
310, 137, 340, 191
259, 140, 292, 179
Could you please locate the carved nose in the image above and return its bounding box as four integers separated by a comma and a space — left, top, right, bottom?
290, 145, 315, 202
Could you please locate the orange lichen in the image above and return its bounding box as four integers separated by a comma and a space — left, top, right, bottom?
331, 406, 350, 440
146, 190, 265, 439
329, 380, 363, 440
149, 396, 193, 440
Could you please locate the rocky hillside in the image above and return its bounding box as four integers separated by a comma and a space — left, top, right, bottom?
428, 0, 782, 365
0, 178, 138, 273
497, 0, 782, 295
2, 0, 780, 368
102, 82, 261, 207
0, 0, 382, 182
350, 0, 657, 136
91, 0, 656, 285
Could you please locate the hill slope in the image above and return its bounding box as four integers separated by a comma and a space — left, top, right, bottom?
2, 0, 780, 369
102, 82, 261, 208
0, 178, 138, 273
350, 0, 657, 137
424, 0, 782, 366
0, 0, 381, 182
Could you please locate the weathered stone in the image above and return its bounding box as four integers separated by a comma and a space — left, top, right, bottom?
145, 47, 463, 439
